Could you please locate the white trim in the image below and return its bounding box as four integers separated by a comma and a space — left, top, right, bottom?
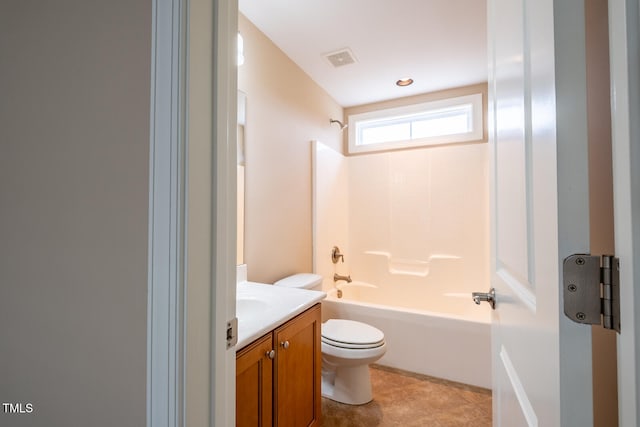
347, 93, 483, 154
147, 0, 188, 426
609, 0, 640, 425
211, 1, 238, 426
554, 1, 594, 425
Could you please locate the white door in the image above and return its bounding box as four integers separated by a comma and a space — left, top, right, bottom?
609, 1, 640, 425
488, 0, 595, 425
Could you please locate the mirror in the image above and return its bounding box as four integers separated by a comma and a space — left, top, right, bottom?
237, 91, 246, 265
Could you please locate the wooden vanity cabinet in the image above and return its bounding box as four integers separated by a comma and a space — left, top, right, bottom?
274, 304, 322, 427
236, 304, 321, 427
236, 333, 274, 427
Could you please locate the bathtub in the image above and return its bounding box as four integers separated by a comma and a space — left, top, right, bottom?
321, 282, 492, 389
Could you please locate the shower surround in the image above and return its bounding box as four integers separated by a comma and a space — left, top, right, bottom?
312, 140, 491, 388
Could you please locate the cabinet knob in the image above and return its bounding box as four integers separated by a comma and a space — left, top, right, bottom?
280, 340, 290, 350
265, 349, 275, 359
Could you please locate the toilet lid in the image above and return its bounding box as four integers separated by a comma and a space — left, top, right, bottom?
321, 319, 385, 349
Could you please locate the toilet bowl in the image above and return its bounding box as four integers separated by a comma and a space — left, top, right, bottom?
274, 273, 387, 405
321, 318, 386, 405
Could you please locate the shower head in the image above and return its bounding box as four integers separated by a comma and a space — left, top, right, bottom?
330, 118, 348, 131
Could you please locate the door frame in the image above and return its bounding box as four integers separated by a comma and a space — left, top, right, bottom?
210, 0, 239, 426
147, 0, 188, 425
147, 0, 238, 426
609, 0, 640, 425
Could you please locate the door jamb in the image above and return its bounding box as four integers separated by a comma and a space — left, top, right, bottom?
147, 0, 188, 426
609, 0, 640, 425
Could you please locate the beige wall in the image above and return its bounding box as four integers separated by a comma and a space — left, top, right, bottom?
238, 14, 343, 283
585, 0, 618, 425
0, 1, 150, 426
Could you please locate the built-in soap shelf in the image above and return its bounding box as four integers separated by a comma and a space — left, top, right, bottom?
364, 251, 461, 277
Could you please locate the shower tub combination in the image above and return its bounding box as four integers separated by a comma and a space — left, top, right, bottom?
312, 139, 492, 389
321, 281, 492, 389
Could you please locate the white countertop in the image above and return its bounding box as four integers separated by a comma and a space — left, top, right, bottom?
236, 281, 326, 350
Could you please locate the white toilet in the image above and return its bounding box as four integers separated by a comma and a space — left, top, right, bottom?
274, 273, 387, 405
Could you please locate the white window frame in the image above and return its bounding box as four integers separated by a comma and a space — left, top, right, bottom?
347, 93, 483, 154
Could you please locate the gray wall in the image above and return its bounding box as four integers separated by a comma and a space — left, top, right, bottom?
0, 1, 150, 425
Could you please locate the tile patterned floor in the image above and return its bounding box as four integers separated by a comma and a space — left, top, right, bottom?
321, 365, 492, 427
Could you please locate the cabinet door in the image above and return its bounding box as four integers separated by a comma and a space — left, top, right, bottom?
236, 333, 274, 427
274, 304, 321, 427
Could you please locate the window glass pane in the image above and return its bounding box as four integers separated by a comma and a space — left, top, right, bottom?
411, 112, 470, 139
348, 93, 483, 154
361, 122, 410, 145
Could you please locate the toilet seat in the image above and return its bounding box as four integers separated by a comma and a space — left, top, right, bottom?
322, 319, 385, 349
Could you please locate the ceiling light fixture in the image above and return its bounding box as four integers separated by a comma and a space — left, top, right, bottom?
396, 78, 414, 87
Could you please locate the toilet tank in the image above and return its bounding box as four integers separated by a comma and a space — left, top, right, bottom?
274, 273, 323, 291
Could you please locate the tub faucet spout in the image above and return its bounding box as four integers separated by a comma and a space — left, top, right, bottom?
333, 273, 352, 283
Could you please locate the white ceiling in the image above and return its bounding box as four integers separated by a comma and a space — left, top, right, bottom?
239, 0, 488, 108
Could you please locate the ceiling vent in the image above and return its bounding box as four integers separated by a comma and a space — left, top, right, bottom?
324, 48, 357, 68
